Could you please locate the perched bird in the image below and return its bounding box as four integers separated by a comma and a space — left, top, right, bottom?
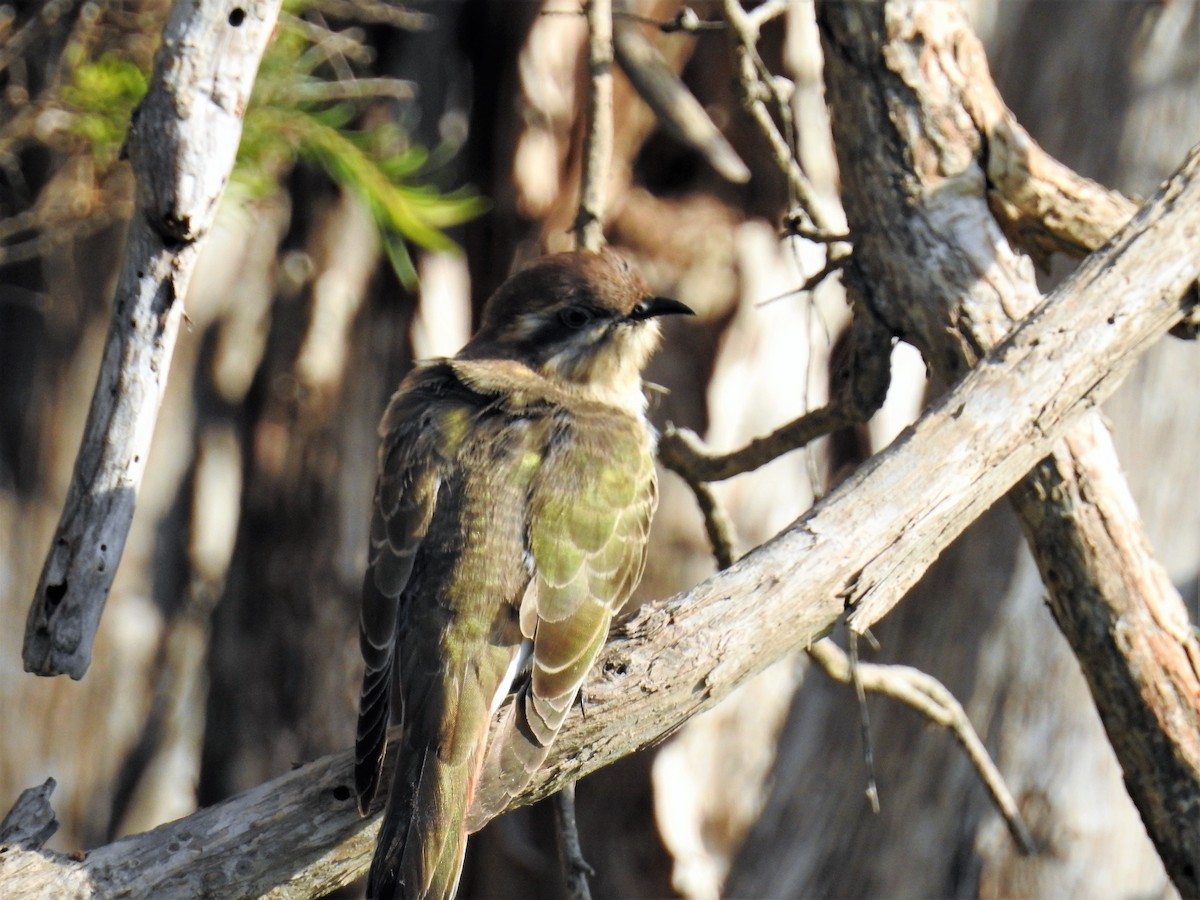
355, 250, 692, 899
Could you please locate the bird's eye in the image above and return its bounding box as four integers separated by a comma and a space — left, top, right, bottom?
559, 306, 592, 329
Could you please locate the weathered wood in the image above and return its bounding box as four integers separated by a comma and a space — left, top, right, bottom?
23, 0, 282, 678
0, 752, 376, 898
0, 779, 59, 850
576, 0, 614, 252
4, 139, 1197, 898
817, 3, 1200, 892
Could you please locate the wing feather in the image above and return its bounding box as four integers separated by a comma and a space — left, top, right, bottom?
355, 371, 454, 815
466, 402, 656, 829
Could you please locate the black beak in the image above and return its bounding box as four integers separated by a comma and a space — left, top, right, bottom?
628, 296, 695, 321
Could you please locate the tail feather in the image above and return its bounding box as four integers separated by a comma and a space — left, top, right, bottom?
463, 687, 554, 833
367, 745, 473, 900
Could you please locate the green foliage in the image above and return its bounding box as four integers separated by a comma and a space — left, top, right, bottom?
55, 7, 485, 288
60, 53, 149, 164
237, 14, 487, 287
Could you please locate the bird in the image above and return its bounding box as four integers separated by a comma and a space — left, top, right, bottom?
354, 249, 693, 899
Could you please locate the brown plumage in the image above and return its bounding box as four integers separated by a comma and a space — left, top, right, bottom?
355, 250, 691, 899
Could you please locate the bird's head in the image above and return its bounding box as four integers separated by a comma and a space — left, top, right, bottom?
462, 250, 693, 408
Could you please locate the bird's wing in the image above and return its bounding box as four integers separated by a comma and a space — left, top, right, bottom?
355, 366, 455, 815
466, 404, 657, 829
524, 411, 656, 738
363, 361, 553, 900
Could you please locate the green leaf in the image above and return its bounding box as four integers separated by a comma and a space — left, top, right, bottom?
61, 53, 149, 163
231, 12, 487, 286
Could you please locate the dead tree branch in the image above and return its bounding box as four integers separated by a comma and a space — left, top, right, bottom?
575, 0, 615, 252
806, 641, 1036, 854
22, 0, 282, 679
818, 3, 1200, 892
3, 139, 1198, 898
659, 303, 892, 483
613, 6, 749, 184
722, 0, 832, 237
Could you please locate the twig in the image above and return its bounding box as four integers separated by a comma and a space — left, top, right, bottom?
544, 7, 725, 33
722, 0, 830, 236
846, 632, 880, 814
23, 0, 283, 678
693, 480, 738, 570
658, 303, 890, 485
660, 405, 855, 484
287, 14, 374, 73
279, 77, 417, 104
656, 8, 725, 34
300, 0, 435, 31
575, 0, 614, 252
613, 9, 749, 183
806, 640, 1036, 853
2, 147, 1197, 893
782, 215, 850, 245
756, 251, 848, 307
552, 783, 595, 900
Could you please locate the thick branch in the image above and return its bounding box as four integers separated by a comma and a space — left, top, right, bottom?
4, 140, 1198, 899
953, 36, 1140, 263
23, 0, 282, 678
818, 3, 1200, 891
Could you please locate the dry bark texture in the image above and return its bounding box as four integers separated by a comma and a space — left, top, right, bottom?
3, 2, 1200, 898
2, 135, 1198, 897
23, 0, 282, 679
730, 3, 1200, 897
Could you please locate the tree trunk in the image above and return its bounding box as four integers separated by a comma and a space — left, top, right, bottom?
727, 3, 1200, 896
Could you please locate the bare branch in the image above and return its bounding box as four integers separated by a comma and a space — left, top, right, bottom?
948, 33, 1141, 264
552, 783, 595, 900
4, 148, 1197, 894
23, 0, 283, 678
658, 305, 889, 484
299, 0, 435, 31
575, 0, 614, 252
660, 405, 852, 483
818, 4, 1200, 891
613, 11, 749, 183
0, 779, 59, 850
722, 0, 831, 236
806, 641, 1036, 854
277, 77, 417, 104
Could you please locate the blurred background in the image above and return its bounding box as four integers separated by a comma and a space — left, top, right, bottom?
1, 1, 1198, 896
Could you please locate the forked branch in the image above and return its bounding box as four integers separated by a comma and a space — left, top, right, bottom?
3, 138, 1197, 899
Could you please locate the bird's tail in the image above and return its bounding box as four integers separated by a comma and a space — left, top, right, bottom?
367, 744, 473, 900
463, 685, 561, 834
